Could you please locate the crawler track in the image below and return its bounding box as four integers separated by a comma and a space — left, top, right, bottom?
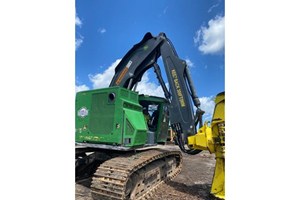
91, 149, 182, 200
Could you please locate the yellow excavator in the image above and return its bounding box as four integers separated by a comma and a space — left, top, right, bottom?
76, 32, 225, 199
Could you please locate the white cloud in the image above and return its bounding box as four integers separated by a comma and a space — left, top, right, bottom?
135, 72, 165, 97
193, 29, 201, 45
75, 13, 82, 27
75, 35, 84, 50
88, 58, 165, 97
98, 28, 106, 34
194, 16, 224, 54
89, 59, 121, 89
199, 96, 216, 122
185, 58, 194, 67
75, 84, 89, 93
75, 12, 83, 50
208, 4, 219, 13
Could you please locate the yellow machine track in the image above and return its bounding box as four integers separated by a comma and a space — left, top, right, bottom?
91, 149, 182, 200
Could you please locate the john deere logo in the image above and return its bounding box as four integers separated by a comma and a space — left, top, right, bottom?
78, 107, 88, 118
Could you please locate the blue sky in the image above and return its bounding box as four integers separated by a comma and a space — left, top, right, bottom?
75, 0, 224, 122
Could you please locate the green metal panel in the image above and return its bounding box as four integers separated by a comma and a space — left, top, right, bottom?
123, 108, 147, 146
75, 86, 147, 148
89, 93, 115, 134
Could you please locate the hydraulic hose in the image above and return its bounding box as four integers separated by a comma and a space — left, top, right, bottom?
172, 123, 202, 155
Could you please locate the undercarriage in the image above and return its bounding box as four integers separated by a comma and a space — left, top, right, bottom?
76, 146, 182, 200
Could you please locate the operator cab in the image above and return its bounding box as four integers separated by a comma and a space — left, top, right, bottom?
142, 104, 159, 131
139, 95, 169, 144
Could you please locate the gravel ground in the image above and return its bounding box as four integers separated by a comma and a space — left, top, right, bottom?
76, 144, 219, 200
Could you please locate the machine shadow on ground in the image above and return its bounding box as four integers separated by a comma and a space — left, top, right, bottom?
165, 181, 219, 200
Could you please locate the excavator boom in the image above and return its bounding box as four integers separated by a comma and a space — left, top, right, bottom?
109, 32, 203, 148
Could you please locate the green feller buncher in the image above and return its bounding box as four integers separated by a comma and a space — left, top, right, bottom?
75, 32, 225, 199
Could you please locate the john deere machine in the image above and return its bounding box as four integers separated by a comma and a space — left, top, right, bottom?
76, 32, 225, 199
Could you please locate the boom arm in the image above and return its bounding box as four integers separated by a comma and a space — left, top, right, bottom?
109, 32, 204, 154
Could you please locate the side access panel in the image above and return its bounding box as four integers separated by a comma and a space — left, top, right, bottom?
75, 87, 148, 148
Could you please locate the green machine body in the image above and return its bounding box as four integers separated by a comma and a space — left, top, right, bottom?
75, 86, 169, 149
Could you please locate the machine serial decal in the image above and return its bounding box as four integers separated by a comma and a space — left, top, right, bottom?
78, 107, 89, 118
171, 69, 186, 107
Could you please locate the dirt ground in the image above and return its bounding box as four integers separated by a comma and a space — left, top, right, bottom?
76, 144, 219, 200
